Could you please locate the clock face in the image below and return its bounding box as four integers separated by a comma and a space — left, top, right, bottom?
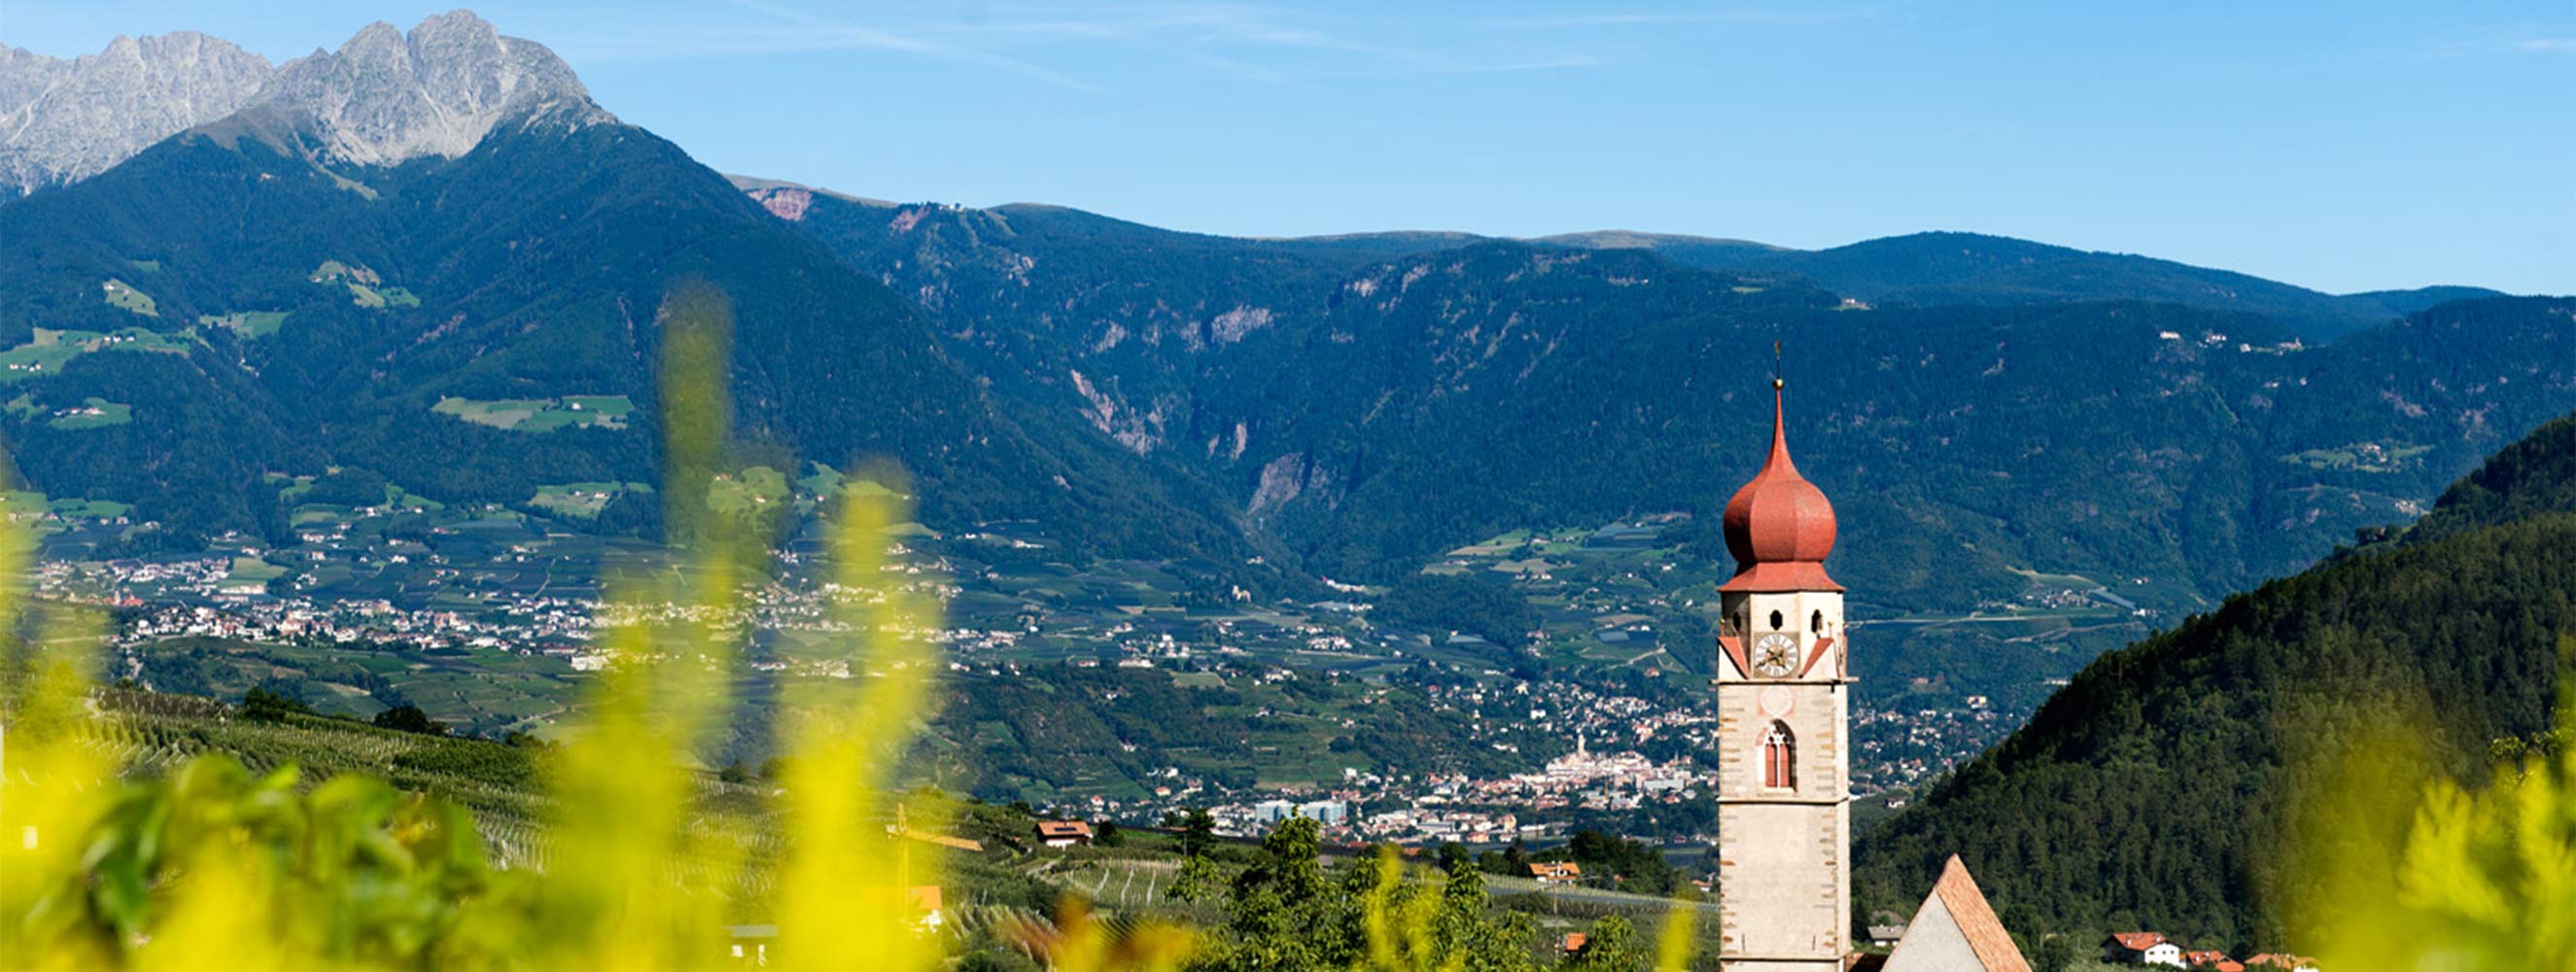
1753, 633, 1799, 677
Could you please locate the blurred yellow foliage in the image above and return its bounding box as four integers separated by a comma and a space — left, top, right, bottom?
2288, 636, 2576, 971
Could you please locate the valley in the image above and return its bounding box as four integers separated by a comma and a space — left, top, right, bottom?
41, 472, 2032, 835
10, 82, 2569, 866
0, 8, 2568, 969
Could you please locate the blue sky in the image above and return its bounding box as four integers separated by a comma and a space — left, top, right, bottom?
9, 1, 2571, 294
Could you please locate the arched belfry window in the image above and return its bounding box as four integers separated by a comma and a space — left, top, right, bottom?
1768, 609, 1784, 631
1811, 609, 1824, 635
1761, 720, 1796, 790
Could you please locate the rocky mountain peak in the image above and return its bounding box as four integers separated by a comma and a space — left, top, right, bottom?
259, 9, 613, 167
0, 10, 612, 192
0, 30, 274, 193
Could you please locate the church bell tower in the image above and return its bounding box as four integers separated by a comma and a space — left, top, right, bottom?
1712, 377, 1851, 971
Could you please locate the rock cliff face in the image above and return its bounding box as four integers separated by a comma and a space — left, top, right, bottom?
0, 10, 609, 193
0, 32, 273, 194
256, 10, 612, 167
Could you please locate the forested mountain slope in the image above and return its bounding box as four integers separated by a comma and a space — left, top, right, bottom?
1561, 230, 2444, 342
0, 18, 1258, 572
2377, 410, 2576, 547
2345, 285, 2511, 317
773, 185, 2576, 618
1853, 408, 2576, 948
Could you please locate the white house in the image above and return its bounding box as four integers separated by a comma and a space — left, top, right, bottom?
2106, 932, 2184, 967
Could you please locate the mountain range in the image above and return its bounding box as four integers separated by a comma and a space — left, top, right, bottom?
2, 20, 2502, 338
0, 11, 610, 194
0, 13, 1255, 573
0, 31, 270, 194
1, 11, 2570, 711
10, 12, 2576, 955
768, 188, 2568, 611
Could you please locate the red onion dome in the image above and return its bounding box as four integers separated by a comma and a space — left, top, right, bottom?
1719, 383, 1840, 592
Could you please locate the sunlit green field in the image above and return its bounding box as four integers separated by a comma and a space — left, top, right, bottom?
45, 397, 132, 430
433, 394, 635, 431
0, 328, 191, 383
198, 310, 291, 336
531, 481, 652, 518
101, 277, 158, 316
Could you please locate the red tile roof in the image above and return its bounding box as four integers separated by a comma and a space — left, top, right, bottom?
2243, 955, 2315, 969
1798, 636, 1839, 678
1928, 855, 2032, 972
2109, 932, 2170, 952
1719, 634, 1750, 677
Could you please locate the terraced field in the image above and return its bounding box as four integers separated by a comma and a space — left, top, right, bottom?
95, 692, 555, 864
123, 634, 582, 738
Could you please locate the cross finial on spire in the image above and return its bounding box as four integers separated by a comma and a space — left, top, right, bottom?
1772, 339, 1784, 390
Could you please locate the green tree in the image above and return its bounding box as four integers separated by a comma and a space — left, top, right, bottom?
2032, 935, 2074, 972
1207, 817, 1351, 972
1563, 915, 1644, 972
371, 704, 446, 736
1437, 841, 1471, 874
239, 685, 312, 722
1435, 853, 1538, 972
1170, 807, 1218, 858
1169, 853, 1223, 904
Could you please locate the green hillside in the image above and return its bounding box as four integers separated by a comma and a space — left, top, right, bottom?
783, 186, 2576, 673
92, 689, 550, 854
2344, 285, 2511, 317
0, 115, 1262, 575
1588, 229, 2428, 342
1852, 408, 2576, 951
2381, 410, 2576, 547
788, 192, 2576, 608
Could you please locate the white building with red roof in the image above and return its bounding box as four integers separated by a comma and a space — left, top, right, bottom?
2105, 932, 2183, 966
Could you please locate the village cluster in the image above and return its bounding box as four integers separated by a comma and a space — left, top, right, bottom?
1182, 731, 1707, 845
44, 521, 2006, 817
2103, 932, 2318, 972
